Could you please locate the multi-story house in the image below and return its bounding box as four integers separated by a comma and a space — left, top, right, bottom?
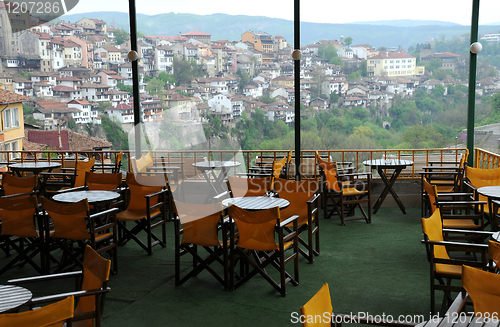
209, 77, 229, 94
49, 38, 65, 71
65, 35, 94, 70
67, 98, 98, 124
33, 82, 53, 98
140, 94, 164, 122
168, 93, 195, 121
274, 35, 288, 52
49, 37, 82, 67
0, 89, 30, 159
76, 18, 107, 36
52, 23, 80, 37
33, 101, 79, 130
0, 1, 30, 57
31, 72, 57, 86
106, 89, 130, 107
181, 31, 211, 44
94, 46, 122, 69
106, 103, 134, 125
241, 31, 275, 64
321, 78, 347, 96
271, 75, 294, 88
97, 70, 124, 88
367, 51, 425, 77
52, 85, 82, 101
263, 102, 294, 124
420, 50, 463, 74
200, 56, 216, 77
57, 76, 82, 89
19, 31, 52, 72
12, 77, 33, 97
231, 96, 245, 119
0, 73, 13, 91
154, 46, 174, 74
80, 82, 111, 102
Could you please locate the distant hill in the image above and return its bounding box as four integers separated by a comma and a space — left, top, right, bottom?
61, 12, 500, 49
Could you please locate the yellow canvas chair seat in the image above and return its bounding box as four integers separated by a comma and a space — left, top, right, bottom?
423, 178, 484, 232
0, 295, 74, 327
421, 209, 488, 314
465, 166, 500, 215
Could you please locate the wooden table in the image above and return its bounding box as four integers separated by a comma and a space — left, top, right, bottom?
363, 159, 414, 214
193, 161, 241, 203
8, 162, 61, 177
222, 196, 290, 211
0, 284, 32, 313
477, 186, 500, 231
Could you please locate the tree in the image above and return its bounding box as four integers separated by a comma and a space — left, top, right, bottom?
491, 91, 500, 114
311, 67, 327, 98
99, 101, 112, 112
330, 92, 340, 104
116, 82, 133, 94
158, 71, 176, 85
344, 36, 353, 47
114, 28, 129, 45
145, 78, 165, 96
172, 57, 203, 85
318, 44, 342, 66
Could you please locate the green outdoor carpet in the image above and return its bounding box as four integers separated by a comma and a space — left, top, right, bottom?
0, 206, 433, 326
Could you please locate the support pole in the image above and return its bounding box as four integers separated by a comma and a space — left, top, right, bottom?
466, 0, 480, 167
294, 0, 301, 180
128, 0, 142, 159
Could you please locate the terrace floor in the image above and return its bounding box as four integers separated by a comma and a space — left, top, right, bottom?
0, 204, 435, 326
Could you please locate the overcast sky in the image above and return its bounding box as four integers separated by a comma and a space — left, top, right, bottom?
68, 0, 500, 25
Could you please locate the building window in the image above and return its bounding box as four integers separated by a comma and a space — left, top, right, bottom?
3, 107, 19, 129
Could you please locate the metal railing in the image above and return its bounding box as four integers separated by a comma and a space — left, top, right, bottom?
0, 147, 478, 181
474, 148, 500, 169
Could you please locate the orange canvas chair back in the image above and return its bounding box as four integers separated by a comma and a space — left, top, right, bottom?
229, 205, 280, 251
227, 175, 270, 197
275, 178, 319, 226
133, 151, 153, 173
489, 240, 500, 270
174, 200, 223, 247
41, 196, 91, 241
0, 195, 38, 238
466, 166, 500, 201
0, 295, 74, 327
74, 157, 96, 188
85, 171, 122, 191
462, 265, 500, 316
125, 172, 164, 212
2, 173, 37, 196
75, 245, 111, 326
300, 283, 333, 327
114, 151, 124, 172
318, 161, 341, 192
423, 178, 438, 214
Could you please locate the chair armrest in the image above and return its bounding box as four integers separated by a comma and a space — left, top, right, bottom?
421, 239, 488, 250
442, 228, 495, 236
30, 287, 111, 306
338, 172, 372, 178
90, 207, 119, 221
144, 188, 169, 199
1, 190, 39, 199
307, 193, 321, 204
445, 291, 469, 316
54, 186, 88, 194
8, 270, 82, 285
280, 215, 299, 228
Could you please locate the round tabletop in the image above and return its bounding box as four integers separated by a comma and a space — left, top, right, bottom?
9, 162, 61, 171
193, 161, 241, 170
53, 190, 121, 204
363, 159, 414, 168
222, 196, 290, 210
0, 285, 32, 313
477, 186, 500, 199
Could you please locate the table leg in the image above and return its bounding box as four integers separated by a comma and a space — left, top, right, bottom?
489, 198, 498, 232
373, 168, 406, 214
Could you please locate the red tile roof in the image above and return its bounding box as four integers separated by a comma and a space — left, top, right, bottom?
0, 89, 30, 104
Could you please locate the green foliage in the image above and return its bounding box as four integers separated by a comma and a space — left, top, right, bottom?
172, 56, 203, 85
24, 115, 42, 126
329, 92, 340, 104
344, 36, 353, 47
67, 119, 76, 130
23, 104, 34, 115
116, 82, 133, 94
114, 28, 129, 45
99, 101, 112, 112
258, 91, 276, 104
491, 91, 500, 115
145, 78, 165, 96
318, 44, 342, 67
158, 71, 176, 85
424, 58, 443, 73
100, 116, 129, 150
